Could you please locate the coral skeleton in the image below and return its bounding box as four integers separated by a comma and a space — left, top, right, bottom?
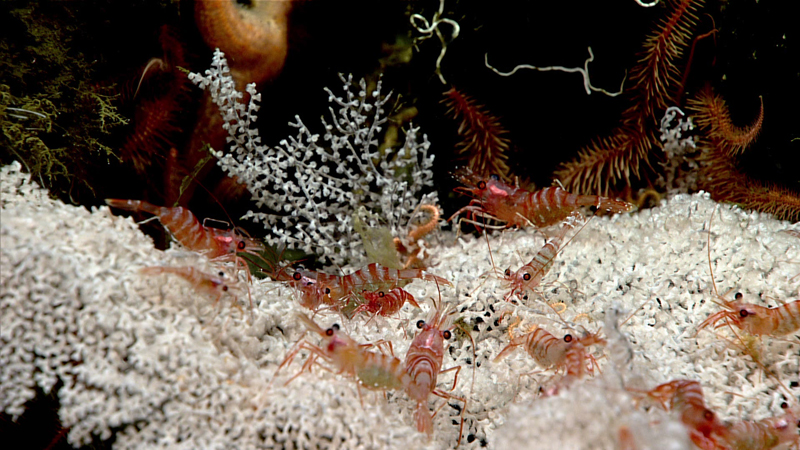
188, 50, 438, 265
2, 161, 799, 449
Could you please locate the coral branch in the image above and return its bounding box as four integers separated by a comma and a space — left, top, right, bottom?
441, 87, 511, 181
689, 88, 763, 156
554, 0, 704, 195
688, 88, 800, 222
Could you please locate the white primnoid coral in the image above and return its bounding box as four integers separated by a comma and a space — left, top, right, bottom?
188, 49, 438, 266
2, 160, 798, 449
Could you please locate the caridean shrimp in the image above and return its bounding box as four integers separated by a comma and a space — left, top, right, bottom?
107, 199, 264, 315
279, 311, 466, 444
105, 199, 263, 258
404, 300, 467, 445
140, 266, 235, 309
698, 208, 800, 337
723, 402, 799, 450
503, 213, 580, 301
353, 287, 421, 322
277, 313, 408, 391
638, 380, 730, 450
284, 263, 451, 312
493, 324, 605, 374
449, 168, 633, 230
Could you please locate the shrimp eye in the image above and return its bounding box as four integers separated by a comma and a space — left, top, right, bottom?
781, 402, 788, 409
563, 334, 573, 343
504, 269, 511, 277
219, 271, 225, 277
739, 309, 749, 318
222, 285, 229, 292
477, 181, 486, 190
293, 272, 302, 281
416, 320, 425, 329
489, 174, 500, 181
735, 292, 743, 300
379, 291, 385, 297
522, 273, 532, 281
325, 287, 331, 294
237, 241, 246, 250
325, 328, 334, 336
443, 330, 452, 339
332, 323, 340, 331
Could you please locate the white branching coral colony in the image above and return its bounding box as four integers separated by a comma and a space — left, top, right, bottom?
4, 158, 800, 448
2, 56, 799, 449
188, 49, 437, 265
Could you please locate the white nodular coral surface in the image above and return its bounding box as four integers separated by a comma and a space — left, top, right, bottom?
2, 161, 798, 449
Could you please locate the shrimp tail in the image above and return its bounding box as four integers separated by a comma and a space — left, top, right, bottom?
105, 199, 163, 217
414, 403, 434, 436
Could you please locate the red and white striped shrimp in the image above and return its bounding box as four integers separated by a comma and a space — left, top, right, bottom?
140, 266, 233, 306
503, 214, 580, 301
723, 403, 799, 450
640, 380, 730, 450
724, 408, 799, 450
281, 310, 466, 442
449, 168, 633, 230
493, 325, 605, 372
353, 287, 421, 321
106, 199, 263, 258
285, 263, 451, 311
277, 313, 409, 391
699, 208, 800, 337
404, 301, 467, 445
697, 292, 800, 337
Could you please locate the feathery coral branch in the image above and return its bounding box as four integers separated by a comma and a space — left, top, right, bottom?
689, 88, 764, 156
554, 0, 704, 195
688, 88, 800, 222
441, 87, 512, 181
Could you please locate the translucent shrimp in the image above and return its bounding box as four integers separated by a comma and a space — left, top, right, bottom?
697, 292, 800, 337
284, 263, 451, 311
639, 380, 730, 450
723, 403, 799, 450
404, 301, 466, 445
279, 313, 465, 441
449, 167, 633, 230
699, 208, 800, 337
503, 214, 580, 301
493, 325, 605, 372
277, 313, 409, 391
353, 287, 421, 321
105, 199, 263, 258
140, 266, 234, 308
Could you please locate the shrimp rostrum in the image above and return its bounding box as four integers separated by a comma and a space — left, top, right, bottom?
449, 167, 633, 230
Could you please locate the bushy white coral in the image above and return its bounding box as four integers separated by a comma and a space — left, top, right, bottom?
189, 50, 437, 265
2, 161, 798, 449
